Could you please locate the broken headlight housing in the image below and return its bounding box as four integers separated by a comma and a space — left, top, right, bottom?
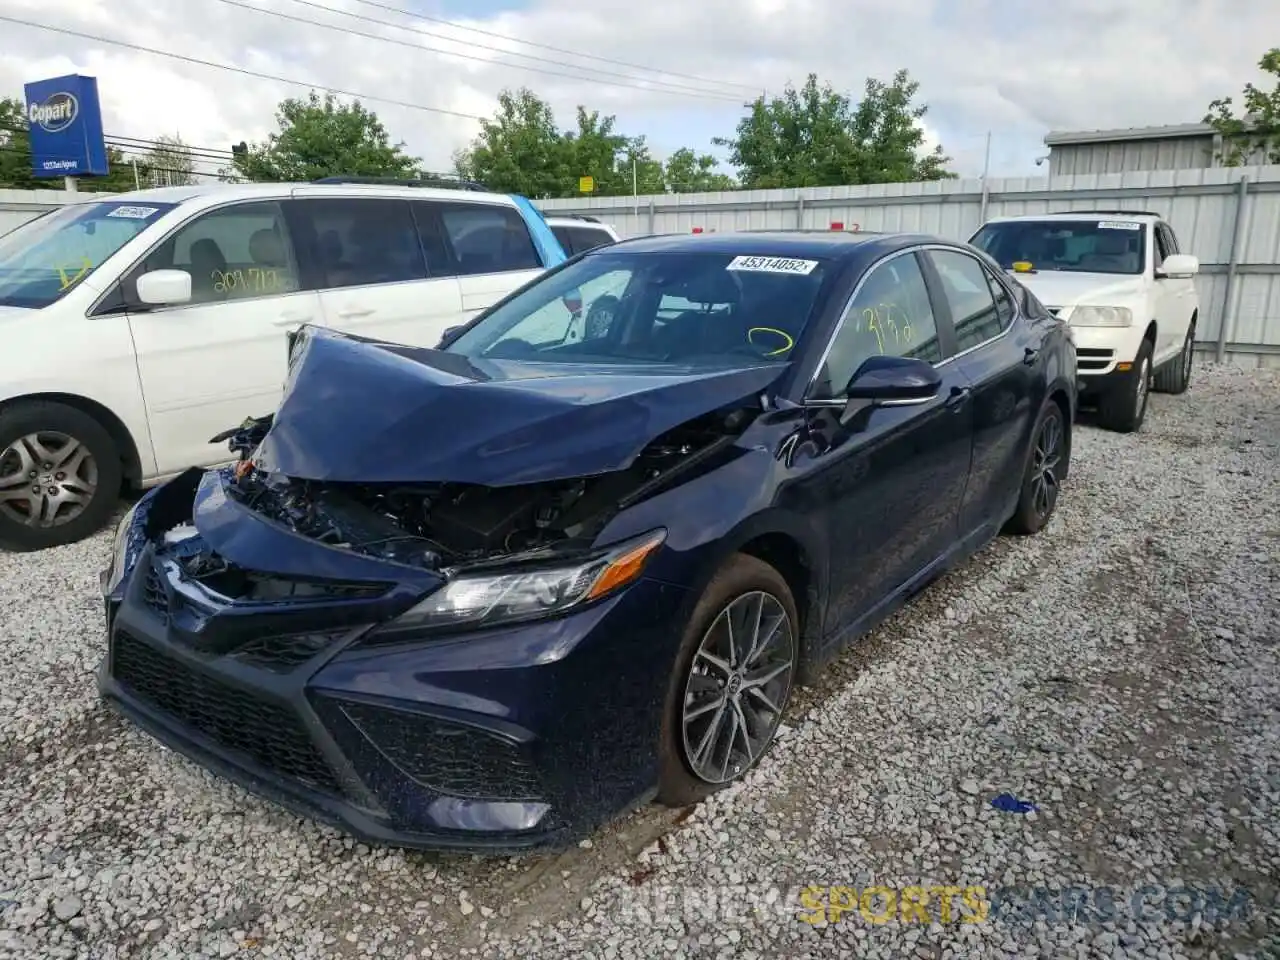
386, 529, 666, 633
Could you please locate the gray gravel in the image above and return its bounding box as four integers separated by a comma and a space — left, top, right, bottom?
2, 361, 1278, 959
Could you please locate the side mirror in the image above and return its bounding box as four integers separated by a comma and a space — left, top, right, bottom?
437, 325, 464, 348
844, 355, 941, 404
1157, 253, 1199, 278
135, 269, 192, 306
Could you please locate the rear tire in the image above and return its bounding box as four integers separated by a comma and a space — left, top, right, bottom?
0, 401, 122, 552
1097, 338, 1152, 434
1153, 322, 1195, 395
657, 554, 798, 806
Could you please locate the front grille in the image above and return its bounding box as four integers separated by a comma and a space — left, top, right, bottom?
112, 631, 341, 796
234, 632, 346, 672
336, 700, 543, 801
142, 566, 168, 622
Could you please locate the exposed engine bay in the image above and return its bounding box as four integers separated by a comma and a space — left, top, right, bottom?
210, 406, 756, 571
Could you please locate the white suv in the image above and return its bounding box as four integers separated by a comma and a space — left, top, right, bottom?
969, 211, 1199, 433
544, 215, 621, 255
0, 178, 569, 551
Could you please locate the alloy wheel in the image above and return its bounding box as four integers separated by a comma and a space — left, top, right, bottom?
1031, 413, 1063, 521
680, 591, 795, 785
0, 432, 99, 528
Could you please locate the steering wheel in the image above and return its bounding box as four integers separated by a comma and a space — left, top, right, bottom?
486, 337, 537, 358
584, 295, 620, 340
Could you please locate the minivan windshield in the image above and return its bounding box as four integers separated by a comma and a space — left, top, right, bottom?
0, 200, 175, 308
970, 219, 1147, 276
445, 249, 831, 367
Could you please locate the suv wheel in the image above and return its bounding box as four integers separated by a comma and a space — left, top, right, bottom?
1153, 322, 1195, 395
657, 554, 798, 806
0, 401, 123, 552
1097, 338, 1153, 434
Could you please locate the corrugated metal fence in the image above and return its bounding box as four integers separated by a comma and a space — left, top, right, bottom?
4, 167, 1279, 365
538, 166, 1280, 366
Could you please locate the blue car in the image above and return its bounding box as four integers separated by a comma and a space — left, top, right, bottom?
98, 230, 1077, 852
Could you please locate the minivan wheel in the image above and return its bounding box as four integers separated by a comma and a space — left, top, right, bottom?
0, 401, 123, 552
657, 554, 798, 806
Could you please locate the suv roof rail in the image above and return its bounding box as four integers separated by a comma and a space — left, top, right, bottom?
1069, 209, 1163, 219
310, 174, 491, 192
568, 214, 602, 223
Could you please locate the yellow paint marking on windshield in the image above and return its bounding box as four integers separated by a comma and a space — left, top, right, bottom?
57, 257, 94, 291
748, 326, 795, 357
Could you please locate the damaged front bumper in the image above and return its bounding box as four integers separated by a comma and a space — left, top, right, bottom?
97, 469, 692, 852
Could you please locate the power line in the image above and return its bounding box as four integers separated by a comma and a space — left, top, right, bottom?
348, 0, 761, 95
0, 13, 488, 123
214, 0, 745, 103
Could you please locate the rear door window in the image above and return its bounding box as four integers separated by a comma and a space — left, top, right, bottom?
290, 198, 427, 290
928, 249, 1007, 352
561, 225, 613, 254
439, 203, 541, 275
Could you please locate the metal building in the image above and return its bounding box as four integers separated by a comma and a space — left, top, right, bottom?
1043, 122, 1271, 176
1044, 123, 1220, 176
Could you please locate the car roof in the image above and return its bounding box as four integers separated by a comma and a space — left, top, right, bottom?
544, 216, 613, 229
75, 182, 518, 207
599, 230, 944, 262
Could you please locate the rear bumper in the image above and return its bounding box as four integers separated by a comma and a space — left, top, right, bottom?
97, 471, 691, 853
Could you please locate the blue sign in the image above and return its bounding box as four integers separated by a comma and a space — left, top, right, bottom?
23, 74, 109, 178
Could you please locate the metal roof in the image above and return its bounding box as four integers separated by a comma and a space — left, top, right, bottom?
1044, 123, 1216, 147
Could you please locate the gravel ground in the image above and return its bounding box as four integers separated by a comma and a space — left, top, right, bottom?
1, 362, 1277, 960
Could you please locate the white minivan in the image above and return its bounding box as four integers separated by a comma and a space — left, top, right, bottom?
0, 179, 568, 550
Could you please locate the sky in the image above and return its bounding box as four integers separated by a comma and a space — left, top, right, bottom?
0, 0, 1273, 184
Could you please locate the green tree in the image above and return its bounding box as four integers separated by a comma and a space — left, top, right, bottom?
1205, 47, 1280, 165
663, 147, 735, 192
0, 97, 37, 189
454, 89, 571, 197
0, 95, 149, 192
232, 91, 419, 182
454, 88, 667, 198
713, 71, 954, 188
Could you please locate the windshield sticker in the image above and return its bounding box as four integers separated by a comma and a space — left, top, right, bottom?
726, 256, 819, 275
1097, 220, 1141, 231
106, 205, 161, 220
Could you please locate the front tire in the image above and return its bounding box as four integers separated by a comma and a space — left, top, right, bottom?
1097, 337, 1153, 433
1006, 399, 1069, 536
657, 554, 798, 806
0, 401, 123, 552
1153, 322, 1195, 395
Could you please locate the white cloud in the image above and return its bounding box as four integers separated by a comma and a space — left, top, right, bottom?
0, 0, 1273, 179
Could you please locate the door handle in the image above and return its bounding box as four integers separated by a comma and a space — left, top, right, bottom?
945, 386, 971, 410
1022, 346, 1039, 366
336, 308, 375, 319
272, 316, 311, 327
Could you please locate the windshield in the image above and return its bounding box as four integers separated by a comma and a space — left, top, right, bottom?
0, 200, 175, 308
445, 250, 831, 367
970, 219, 1147, 276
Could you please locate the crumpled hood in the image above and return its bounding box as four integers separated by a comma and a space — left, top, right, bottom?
1009, 271, 1147, 310
251, 326, 786, 486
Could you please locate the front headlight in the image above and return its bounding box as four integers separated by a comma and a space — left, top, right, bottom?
388, 529, 666, 633
100, 502, 142, 597
1067, 305, 1134, 327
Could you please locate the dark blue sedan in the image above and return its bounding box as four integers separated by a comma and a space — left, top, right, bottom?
97, 231, 1077, 852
